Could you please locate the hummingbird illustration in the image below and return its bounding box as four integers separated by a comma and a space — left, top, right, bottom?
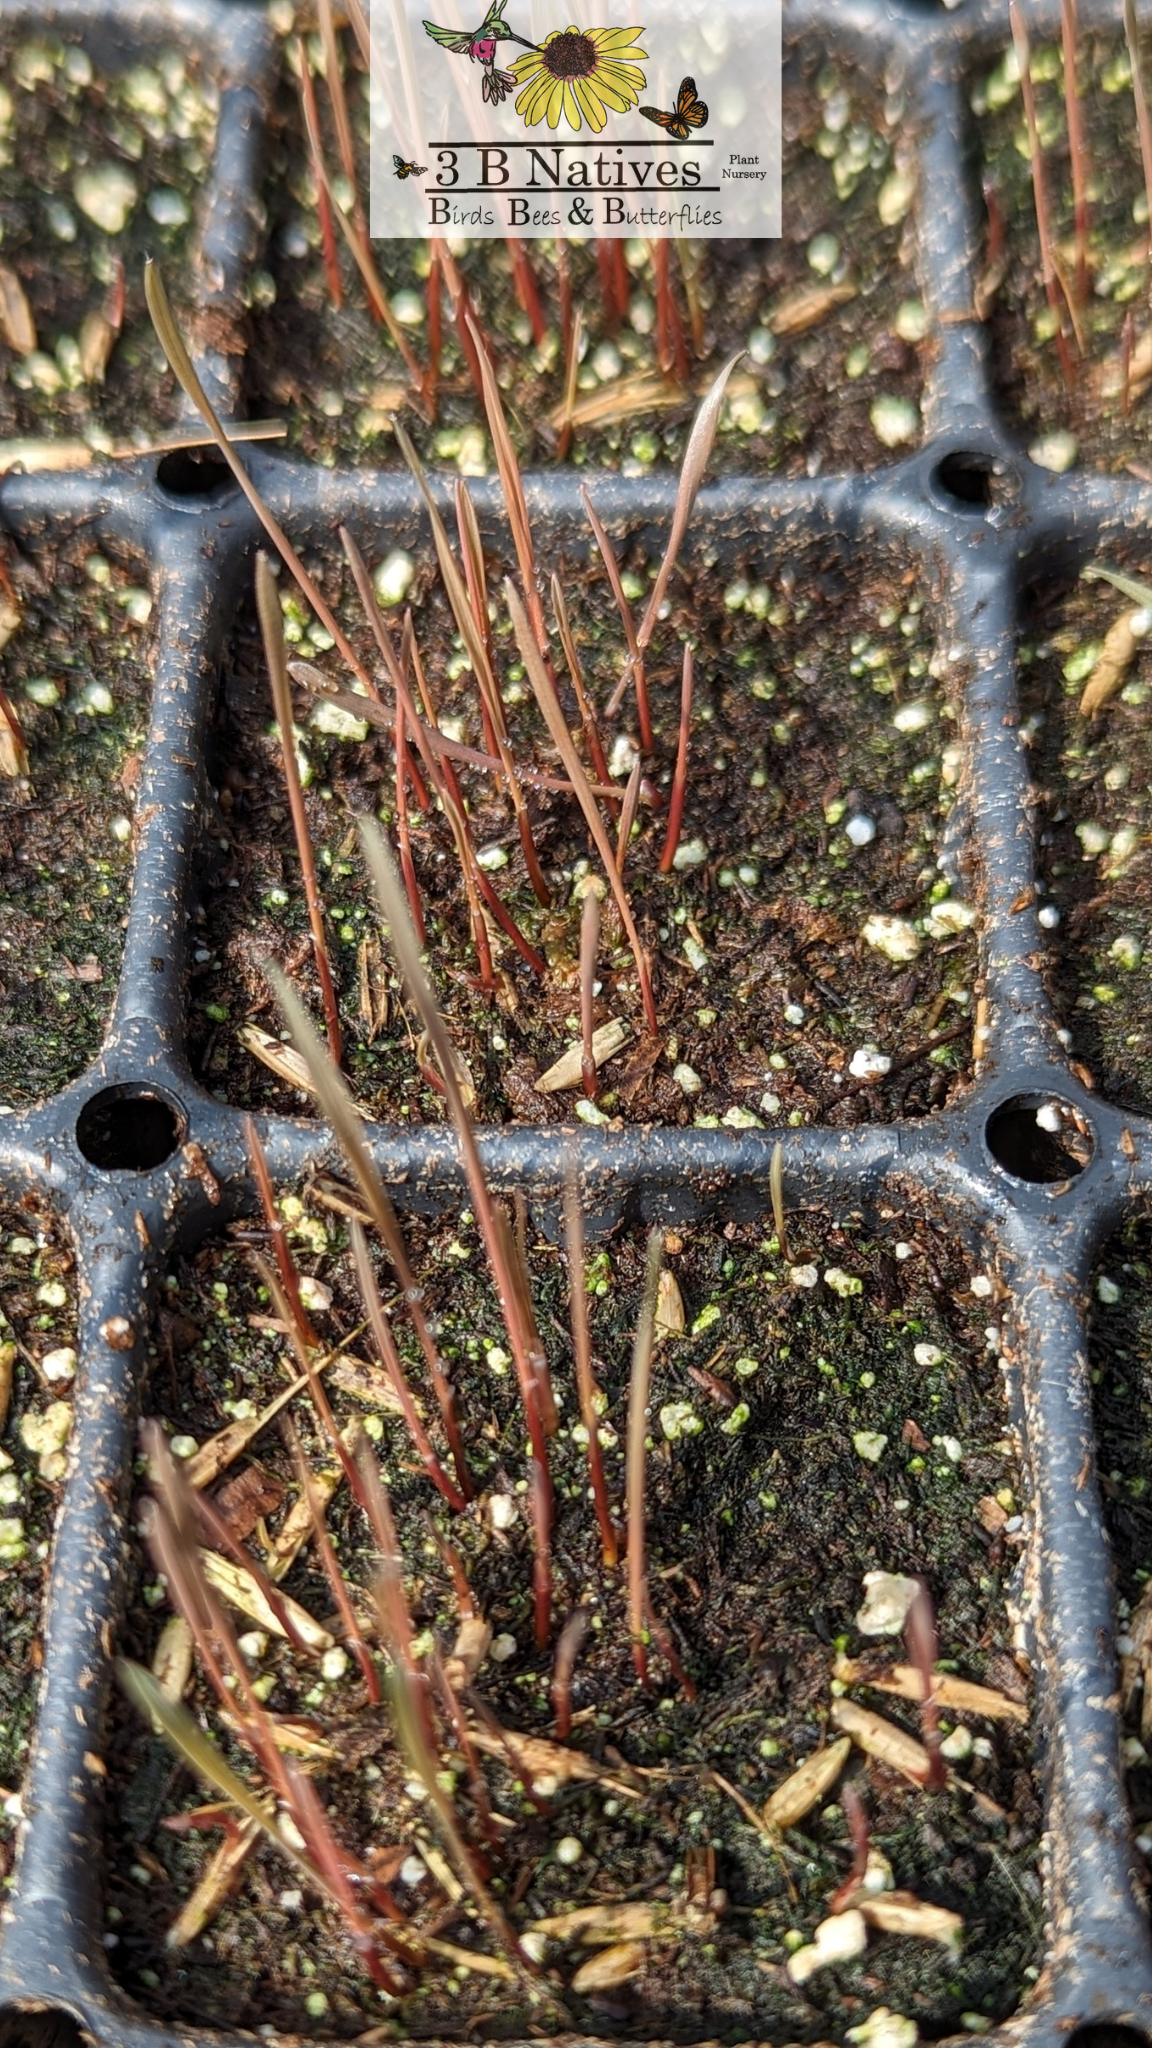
423, 0, 537, 105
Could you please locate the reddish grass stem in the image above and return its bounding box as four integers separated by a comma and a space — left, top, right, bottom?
244, 1116, 318, 1349
579, 885, 599, 1100
1011, 3, 1075, 388
659, 644, 694, 874
297, 39, 343, 310
506, 233, 546, 345
1126, 0, 1152, 325
626, 1228, 663, 1687
552, 570, 610, 785
904, 1579, 946, 1790
1060, 0, 1090, 308
563, 1167, 618, 1568
284, 1414, 380, 1701
255, 551, 342, 1064
394, 687, 426, 947
551, 1606, 591, 1739
350, 1218, 468, 1511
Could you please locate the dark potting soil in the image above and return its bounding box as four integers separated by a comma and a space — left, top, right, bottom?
1018, 570, 1152, 1116
0, 1198, 78, 1858
188, 539, 978, 1128
0, 540, 153, 1108
976, 27, 1152, 477
0, 30, 216, 451
105, 1196, 1039, 2041
244, 29, 925, 477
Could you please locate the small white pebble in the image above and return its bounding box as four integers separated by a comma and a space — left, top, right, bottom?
1035, 1102, 1062, 1134
169, 1435, 198, 1459
672, 836, 708, 870
238, 1631, 269, 1662
790, 1264, 818, 1288
941, 1725, 973, 1762
555, 1835, 583, 1865
1038, 904, 1061, 929
673, 1063, 703, 1096
783, 1003, 805, 1026
399, 1855, 427, 1888
278, 1889, 303, 1911
490, 1632, 517, 1662
521, 1929, 548, 1964
894, 1241, 913, 1260
845, 813, 876, 847
1098, 1275, 1121, 1304
849, 1047, 891, 1080
40, 1346, 77, 1385
913, 1342, 944, 1367
373, 549, 415, 608
1029, 429, 1078, 473
969, 1275, 993, 1298
488, 1492, 517, 1531
320, 1647, 349, 1681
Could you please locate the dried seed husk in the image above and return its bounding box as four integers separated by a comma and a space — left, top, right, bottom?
184, 1347, 341, 1488
0, 687, 27, 778
239, 1023, 378, 1112
444, 1614, 491, 1690
654, 1267, 685, 1343
0, 596, 19, 657
858, 1890, 963, 1948
571, 1940, 649, 1992
535, 1019, 631, 1093
198, 1550, 334, 1651
470, 1727, 640, 1799
832, 1653, 1028, 1725
1080, 610, 1141, 716
769, 282, 857, 336
0, 438, 92, 475
166, 1816, 260, 1949
78, 308, 116, 384
829, 1698, 932, 1783
532, 1901, 671, 1944
151, 1614, 194, 1704
549, 374, 683, 433
0, 265, 35, 354
0, 1342, 14, 1433
762, 1734, 851, 1828
265, 1417, 363, 1584
328, 1355, 405, 1415
422, 1935, 514, 1979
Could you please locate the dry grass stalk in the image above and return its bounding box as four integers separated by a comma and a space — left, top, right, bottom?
555, 235, 573, 361
357, 823, 554, 1643
551, 570, 610, 784
1079, 606, 1142, 713
297, 37, 343, 309
1060, 0, 1090, 306
269, 965, 475, 1505
626, 1227, 664, 1686
615, 756, 642, 876
551, 1606, 591, 1739
144, 262, 374, 690
245, 1115, 319, 1347
550, 374, 681, 436
534, 1018, 630, 1093
1010, 4, 1075, 386
653, 238, 689, 383
436, 239, 489, 407
658, 644, 693, 873
198, 1546, 333, 1654
185, 1346, 342, 1489
349, 1217, 468, 1510
255, 552, 343, 1063
0, 263, 35, 354
676, 238, 706, 357
165, 1816, 261, 1949
831, 1654, 1028, 1724
769, 1141, 791, 1264
505, 231, 546, 344
579, 886, 600, 1099
0, 687, 28, 778
267, 1424, 358, 1580
426, 241, 442, 414
506, 579, 658, 1033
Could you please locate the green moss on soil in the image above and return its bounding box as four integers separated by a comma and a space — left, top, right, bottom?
1020, 573, 1152, 1114
190, 541, 977, 1126
246, 35, 924, 476
976, 30, 1152, 474
0, 32, 216, 449
105, 1197, 1038, 2041
0, 544, 153, 1107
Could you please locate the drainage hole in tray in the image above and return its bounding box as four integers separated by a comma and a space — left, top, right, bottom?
154, 447, 235, 500
1064, 2031, 1152, 2048
985, 1092, 1095, 1183
75, 1084, 184, 1172
930, 449, 1001, 512
0, 2011, 89, 2047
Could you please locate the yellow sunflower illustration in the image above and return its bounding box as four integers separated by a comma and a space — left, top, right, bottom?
512, 25, 647, 133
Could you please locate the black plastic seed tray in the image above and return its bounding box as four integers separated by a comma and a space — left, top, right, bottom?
2, 0, 1152, 2041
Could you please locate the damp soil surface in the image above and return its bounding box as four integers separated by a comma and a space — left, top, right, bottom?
0, 30, 216, 450
1019, 571, 1152, 1115
246, 34, 925, 477
105, 1196, 1038, 2041
976, 29, 1152, 475
1087, 1214, 1152, 1866
0, 1198, 78, 1858
0, 541, 153, 1108
189, 538, 977, 1128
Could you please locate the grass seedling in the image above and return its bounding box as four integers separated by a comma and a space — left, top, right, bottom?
677, 238, 706, 358
581, 485, 648, 742
426, 242, 443, 413
506, 231, 546, 345
255, 551, 342, 1063
579, 884, 600, 1100
551, 569, 610, 785
358, 822, 554, 1644
563, 1165, 618, 1568
297, 37, 343, 310
551, 1606, 590, 1739
636, 350, 744, 662
595, 232, 624, 330
556, 301, 584, 463
144, 261, 376, 690
245, 1116, 318, 1351
465, 313, 556, 670
283, 1412, 380, 1700
269, 964, 475, 1503
392, 669, 426, 946
626, 1227, 664, 1686
904, 1579, 946, 1791
1126, 0, 1152, 324
653, 238, 689, 383
616, 756, 642, 876
769, 1139, 791, 1266
1010, 4, 1075, 388
437, 239, 490, 409
455, 479, 500, 755
1123, 304, 1136, 414
507, 579, 658, 1034
658, 643, 693, 874
317, 0, 370, 266
349, 1216, 467, 1512
1060, 0, 1090, 308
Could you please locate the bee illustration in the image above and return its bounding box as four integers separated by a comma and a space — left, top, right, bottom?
393, 154, 429, 179
639, 75, 707, 140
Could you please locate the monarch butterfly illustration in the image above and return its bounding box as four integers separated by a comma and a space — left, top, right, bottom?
393, 154, 429, 178
639, 75, 707, 139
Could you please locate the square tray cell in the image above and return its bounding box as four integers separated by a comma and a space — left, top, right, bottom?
0, 29, 218, 451
105, 1195, 1036, 2041
975, 23, 1152, 476
0, 1200, 78, 1855
0, 542, 153, 1108
188, 534, 977, 1126
1018, 568, 1152, 1115
243, 30, 925, 477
